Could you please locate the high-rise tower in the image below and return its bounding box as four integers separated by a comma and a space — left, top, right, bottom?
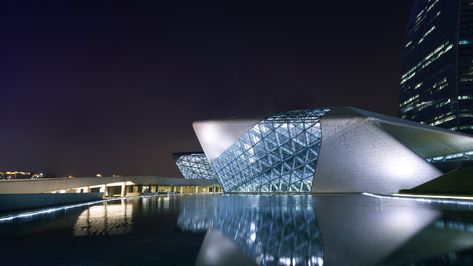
400, 0, 473, 134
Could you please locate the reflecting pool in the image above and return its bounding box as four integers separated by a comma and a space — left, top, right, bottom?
1, 194, 473, 265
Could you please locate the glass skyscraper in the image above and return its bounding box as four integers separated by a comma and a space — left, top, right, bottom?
400, 0, 473, 134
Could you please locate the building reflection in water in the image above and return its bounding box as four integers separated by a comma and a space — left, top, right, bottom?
381, 213, 473, 265
178, 194, 473, 266
66, 194, 473, 265
74, 199, 133, 236
177, 195, 324, 266
314, 195, 440, 266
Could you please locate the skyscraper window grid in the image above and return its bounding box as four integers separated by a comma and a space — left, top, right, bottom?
400, 0, 460, 130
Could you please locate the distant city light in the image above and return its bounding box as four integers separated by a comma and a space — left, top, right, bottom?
0, 171, 47, 180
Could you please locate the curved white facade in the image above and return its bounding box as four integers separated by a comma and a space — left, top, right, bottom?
193, 120, 260, 162
193, 107, 473, 193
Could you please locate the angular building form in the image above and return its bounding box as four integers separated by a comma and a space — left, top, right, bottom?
400, 0, 473, 134
193, 107, 473, 194
173, 152, 217, 180
201, 109, 329, 192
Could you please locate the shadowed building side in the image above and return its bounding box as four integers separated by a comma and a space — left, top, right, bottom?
400, 161, 473, 195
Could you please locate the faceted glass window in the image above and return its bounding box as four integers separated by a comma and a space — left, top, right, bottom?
174, 153, 216, 180
212, 108, 330, 192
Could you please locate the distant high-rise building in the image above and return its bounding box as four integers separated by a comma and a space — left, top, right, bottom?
400, 0, 473, 134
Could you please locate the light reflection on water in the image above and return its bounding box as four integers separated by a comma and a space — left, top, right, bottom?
73, 199, 133, 236
177, 194, 473, 266
72, 196, 175, 236
2, 194, 473, 265
178, 195, 323, 266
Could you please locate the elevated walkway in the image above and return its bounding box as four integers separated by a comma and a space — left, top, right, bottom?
0, 176, 220, 195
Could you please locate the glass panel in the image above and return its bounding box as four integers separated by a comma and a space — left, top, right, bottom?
212, 108, 330, 192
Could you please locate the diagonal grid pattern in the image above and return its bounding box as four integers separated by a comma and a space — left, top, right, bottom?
212, 108, 330, 192
175, 153, 217, 180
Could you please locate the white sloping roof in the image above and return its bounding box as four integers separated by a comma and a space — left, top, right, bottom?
193, 119, 260, 162
345, 107, 473, 158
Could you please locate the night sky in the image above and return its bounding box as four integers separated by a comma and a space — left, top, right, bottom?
1, 1, 413, 177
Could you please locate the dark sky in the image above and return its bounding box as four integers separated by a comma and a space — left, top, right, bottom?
0, 0, 413, 177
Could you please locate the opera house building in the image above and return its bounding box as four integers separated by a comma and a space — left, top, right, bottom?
186, 106, 473, 194
173, 152, 218, 180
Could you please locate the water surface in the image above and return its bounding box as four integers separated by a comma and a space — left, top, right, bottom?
1, 194, 473, 265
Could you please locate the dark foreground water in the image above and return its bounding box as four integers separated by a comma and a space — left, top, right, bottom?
1, 194, 473, 266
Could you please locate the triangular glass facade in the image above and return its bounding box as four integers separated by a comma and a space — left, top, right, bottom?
212, 108, 330, 192
175, 153, 217, 180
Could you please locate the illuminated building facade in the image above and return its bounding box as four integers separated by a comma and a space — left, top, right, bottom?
193, 107, 473, 193
400, 0, 473, 134
173, 152, 217, 180
210, 109, 329, 192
